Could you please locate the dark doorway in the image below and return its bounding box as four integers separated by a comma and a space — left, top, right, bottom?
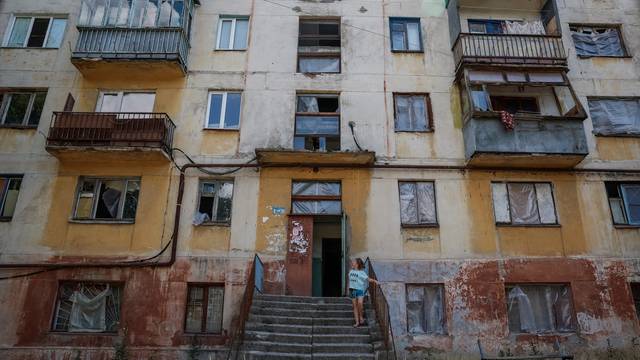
322, 238, 342, 297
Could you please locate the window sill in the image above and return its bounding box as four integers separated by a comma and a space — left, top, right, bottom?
203, 127, 240, 132
577, 55, 632, 59
214, 48, 247, 52
194, 222, 231, 227
496, 223, 561, 228
395, 129, 434, 133
613, 224, 640, 229
68, 219, 135, 225
593, 133, 640, 138
0, 217, 13, 222
297, 72, 341, 75
391, 50, 424, 54
401, 223, 439, 229
0, 125, 38, 130
183, 332, 225, 336
49, 331, 118, 336
1, 46, 59, 50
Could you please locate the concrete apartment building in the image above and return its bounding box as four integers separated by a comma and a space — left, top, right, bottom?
0, 0, 639, 359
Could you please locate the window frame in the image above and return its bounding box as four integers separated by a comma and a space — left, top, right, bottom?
393, 93, 433, 133
631, 282, 640, 324
0, 174, 23, 221
605, 181, 640, 227
491, 181, 560, 227
290, 180, 342, 216
294, 93, 341, 151
196, 179, 234, 225
96, 90, 156, 112
389, 17, 423, 53
587, 97, 640, 138
569, 23, 630, 58
0, 90, 48, 128
215, 16, 249, 50
71, 177, 141, 222
183, 283, 225, 335
405, 283, 447, 335
297, 18, 341, 74
504, 283, 577, 334
3, 15, 67, 49
78, 0, 188, 29
397, 180, 438, 228
204, 91, 242, 130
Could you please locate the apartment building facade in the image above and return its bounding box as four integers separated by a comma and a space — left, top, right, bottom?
0, 0, 639, 359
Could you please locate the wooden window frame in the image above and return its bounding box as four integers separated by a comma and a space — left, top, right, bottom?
184, 283, 225, 335
196, 179, 234, 225
605, 181, 640, 227
290, 180, 342, 216
0, 174, 23, 221
389, 17, 423, 53
405, 283, 447, 335
492, 181, 560, 227
504, 283, 577, 334
398, 180, 438, 228
72, 177, 141, 222
393, 93, 433, 132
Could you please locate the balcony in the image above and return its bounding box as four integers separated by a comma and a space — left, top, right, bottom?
46, 112, 175, 161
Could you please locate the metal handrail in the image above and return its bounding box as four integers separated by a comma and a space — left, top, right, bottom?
365, 257, 397, 360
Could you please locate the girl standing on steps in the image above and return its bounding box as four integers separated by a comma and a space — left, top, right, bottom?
348, 258, 379, 327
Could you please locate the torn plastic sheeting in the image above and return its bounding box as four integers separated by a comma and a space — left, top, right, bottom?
588, 98, 640, 136
416, 182, 436, 223
69, 285, 111, 332
535, 183, 557, 224
507, 183, 539, 224
193, 212, 210, 226
297, 96, 319, 112
399, 182, 418, 224
292, 182, 340, 196
508, 286, 536, 333
491, 183, 511, 223
571, 29, 624, 57
101, 187, 122, 218
298, 58, 340, 73
407, 285, 445, 334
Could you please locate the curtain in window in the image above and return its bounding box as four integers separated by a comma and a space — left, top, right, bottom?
508, 286, 573, 333
69, 286, 111, 332
507, 183, 539, 224
588, 98, 640, 136
572, 29, 624, 57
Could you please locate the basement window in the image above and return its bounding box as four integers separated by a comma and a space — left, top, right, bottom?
294, 94, 340, 151
398, 181, 437, 226
605, 182, 640, 226
73, 177, 140, 221
632, 283, 640, 323
298, 19, 341, 73
52, 282, 122, 333
587, 98, 640, 137
406, 284, 445, 334
491, 182, 558, 225
291, 181, 341, 215
185, 284, 224, 334
0, 91, 47, 127
0, 175, 22, 221
4, 16, 67, 48
216, 16, 249, 50
390, 18, 422, 52
394, 94, 431, 132
506, 284, 575, 334
194, 180, 234, 225
570, 25, 627, 57
206, 92, 241, 129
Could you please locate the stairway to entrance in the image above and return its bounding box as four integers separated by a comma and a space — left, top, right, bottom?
239, 294, 383, 359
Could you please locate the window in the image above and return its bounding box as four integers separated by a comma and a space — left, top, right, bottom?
195, 180, 234, 225
406, 284, 445, 334
97, 91, 155, 112
631, 283, 640, 323
490, 96, 540, 114
0, 175, 22, 220
506, 284, 575, 334
398, 181, 437, 226
291, 181, 341, 215
570, 25, 627, 57
79, 0, 186, 27
588, 98, 640, 136
205, 92, 241, 129
52, 282, 122, 333
394, 94, 431, 132
468, 19, 504, 34
73, 178, 140, 221
216, 17, 249, 50
185, 284, 224, 334
491, 182, 558, 225
294, 94, 340, 151
4, 16, 67, 48
606, 182, 640, 226
0, 91, 47, 127
390, 18, 422, 52
298, 19, 340, 73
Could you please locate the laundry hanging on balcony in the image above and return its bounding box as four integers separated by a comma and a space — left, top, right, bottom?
500, 111, 515, 131
504, 20, 545, 35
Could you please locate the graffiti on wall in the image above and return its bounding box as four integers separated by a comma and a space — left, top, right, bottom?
289, 220, 309, 255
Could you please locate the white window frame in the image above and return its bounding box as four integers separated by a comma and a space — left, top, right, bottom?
96, 91, 156, 112
205, 91, 242, 129
73, 177, 141, 221
0, 91, 47, 127
215, 17, 249, 50
2, 15, 67, 48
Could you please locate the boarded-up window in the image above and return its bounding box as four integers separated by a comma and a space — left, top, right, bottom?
394, 94, 431, 132
185, 284, 224, 333
291, 181, 341, 215
74, 177, 140, 221
491, 182, 557, 225
570, 25, 626, 57
606, 182, 640, 226
406, 284, 445, 334
0, 175, 22, 220
588, 98, 640, 136
298, 19, 340, 73
53, 282, 122, 332
506, 285, 575, 333
194, 180, 234, 225
398, 181, 437, 226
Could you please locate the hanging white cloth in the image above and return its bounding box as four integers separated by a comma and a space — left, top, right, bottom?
505, 20, 545, 35
69, 285, 111, 332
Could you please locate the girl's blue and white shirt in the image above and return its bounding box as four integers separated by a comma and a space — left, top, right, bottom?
348, 269, 369, 291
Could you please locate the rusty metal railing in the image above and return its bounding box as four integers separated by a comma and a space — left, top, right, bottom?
453, 33, 567, 69
47, 112, 175, 154
226, 254, 263, 360
366, 257, 397, 360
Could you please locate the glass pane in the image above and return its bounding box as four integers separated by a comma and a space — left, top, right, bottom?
233, 19, 249, 49
90, 0, 108, 26
95, 180, 125, 219
28, 93, 47, 125
45, 19, 66, 48
535, 183, 557, 224
395, 96, 411, 131
295, 116, 339, 135
491, 183, 511, 223
106, 0, 121, 25
98, 93, 121, 112
157, 0, 173, 26
298, 57, 340, 73
121, 92, 155, 112
1, 178, 22, 218
76, 180, 97, 218
297, 96, 320, 112
621, 184, 640, 225
410, 96, 428, 131
170, 0, 183, 27
8, 18, 31, 47
391, 30, 406, 51
218, 20, 232, 49
142, 0, 159, 27
185, 287, 204, 332
224, 93, 241, 128
399, 182, 418, 224
207, 94, 223, 127
609, 198, 626, 225
123, 180, 140, 219
4, 94, 31, 125
508, 183, 540, 224
79, 1, 92, 26
214, 182, 233, 222
117, 0, 131, 26
292, 200, 341, 215
416, 182, 436, 223
130, 0, 146, 27
406, 22, 421, 50
292, 182, 340, 196
205, 287, 224, 333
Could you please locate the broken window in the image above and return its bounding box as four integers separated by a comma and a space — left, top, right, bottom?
4, 16, 67, 48
605, 182, 640, 226
291, 181, 341, 215
570, 25, 626, 57
406, 284, 445, 334
394, 94, 431, 132
216, 16, 249, 50
390, 18, 422, 52
79, 0, 185, 28
491, 182, 558, 225
0, 175, 22, 220
52, 282, 122, 333
0, 91, 47, 127
506, 285, 575, 333
206, 92, 241, 129
185, 284, 224, 333
194, 180, 234, 225
74, 178, 140, 221
97, 91, 155, 112
588, 98, 640, 136
298, 19, 340, 73
294, 94, 340, 151
490, 96, 540, 115
399, 181, 437, 226
631, 283, 640, 323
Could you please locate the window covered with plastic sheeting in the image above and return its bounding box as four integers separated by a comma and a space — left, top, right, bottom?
185, 284, 224, 333
570, 26, 626, 57
491, 182, 557, 225
79, 0, 188, 28
394, 94, 431, 132
53, 283, 122, 332
588, 98, 640, 136
605, 182, 640, 226
194, 180, 234, 225
398, 181, 437, 226
291, 181, 341, 215
73, 177, 140, 221
506, 285, 575, 333
294, 95, 340, 151
406, 284, 445, 334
